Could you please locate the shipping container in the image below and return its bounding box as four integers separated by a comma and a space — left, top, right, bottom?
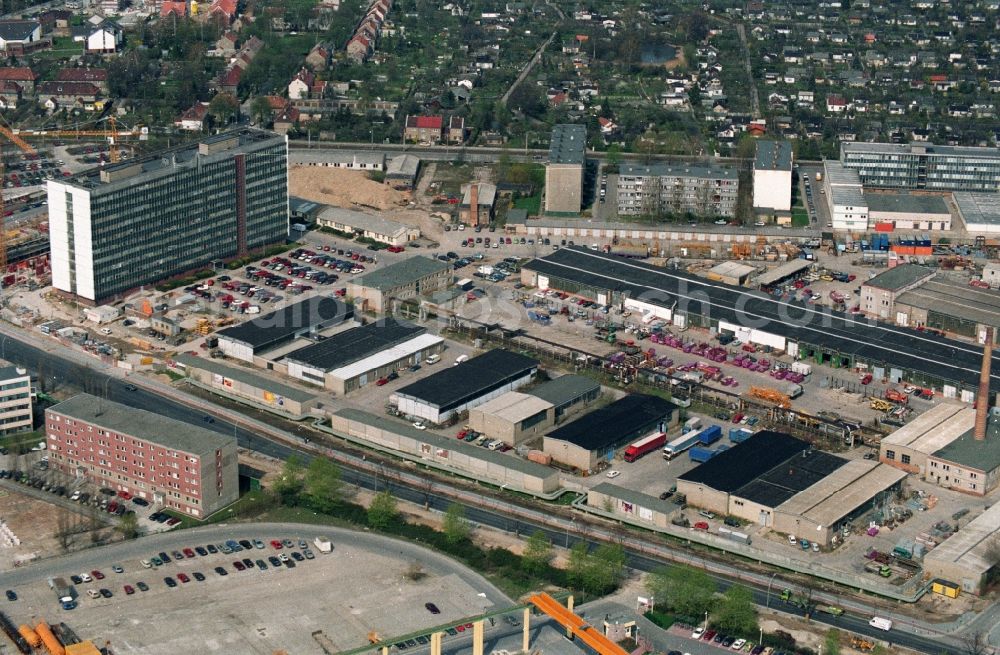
688, 447, 716, 463
698, 424, 722, 445
729, 427, 754, 443
527, 450, 552, 465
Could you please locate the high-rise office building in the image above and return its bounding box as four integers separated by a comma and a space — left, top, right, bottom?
617, 162, 739, 218
47, 128, 288, 304
840, 141, 1000, 192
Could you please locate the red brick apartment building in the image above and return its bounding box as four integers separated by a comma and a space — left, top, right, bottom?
45, 394, 239, 518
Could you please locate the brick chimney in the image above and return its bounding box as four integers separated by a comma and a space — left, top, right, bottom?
975, 326, 993, 441
469, 183, 479, 226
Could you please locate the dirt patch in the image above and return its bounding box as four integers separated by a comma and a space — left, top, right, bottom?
0, 488, 113, 569
288, 166, 408, 211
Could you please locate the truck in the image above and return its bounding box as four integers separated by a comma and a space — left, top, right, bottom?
313, 536, 333, 554
729, 427, 753, 443
869, 617, 892, 631
663, 425, 721, 459
456, 278, 474, 291
791, 361, 812, 376
623, 432, 667, 462
698, 424, 722, 445
688, 447, 717, 463
47, 577, 77, 610
682, 417, 703, 434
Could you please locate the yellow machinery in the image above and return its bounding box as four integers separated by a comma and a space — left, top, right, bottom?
748, 386, 791, 409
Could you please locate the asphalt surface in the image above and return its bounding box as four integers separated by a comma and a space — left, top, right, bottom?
0, 329, 965, 655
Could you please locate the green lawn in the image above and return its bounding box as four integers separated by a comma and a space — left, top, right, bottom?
513, 194, 541, 215
0, 430, 44, 454
791, 208, 809, 227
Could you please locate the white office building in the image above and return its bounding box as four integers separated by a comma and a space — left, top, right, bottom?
823, 160, 868, 230
753, 141, 793, 212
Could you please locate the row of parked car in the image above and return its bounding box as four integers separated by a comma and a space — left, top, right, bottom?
690, 627, 779, 655
454, 428, 513, 452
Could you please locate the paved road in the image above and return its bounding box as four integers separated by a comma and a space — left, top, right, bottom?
0, 327, 972, 654
500, 31, 557, 107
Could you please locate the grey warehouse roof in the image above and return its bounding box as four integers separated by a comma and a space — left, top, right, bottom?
865, 192, 949, 215
955, 192, 1000, 226
932, 418, 1000, 472
842, 141, 1000, 160
523, 247, 1000, 392
394, 349, 539, 411
549, 124, 587, 164
284, 317, 425, 371
591, 482, 676, 515
620, 162, 738, 180
896, 278, 1000, 329
863, 264, 934, 291
173, 353, 317, 402
527, 374, 600, 407
318, 207, 413, 239
545, 394, 676, 451
754, 140, 793, 172
386, 154, 421, 178
352, 255, 450, 291
48, 394, 234, 456
823, 160, 862, 187
217, 296, 353, 350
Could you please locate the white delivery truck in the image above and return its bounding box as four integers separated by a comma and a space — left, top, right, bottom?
313, 536, 333, 553
869, 617, 892, 631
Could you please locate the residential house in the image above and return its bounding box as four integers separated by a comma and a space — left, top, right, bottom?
404, 115, 443, 143
446, 115, 465, 144
55, 68, 109, 93
38, 9, 72, 36
826, 94, 848, 113
0, 67, 38, 94
38, 81, 101, 110
288, 68, 315, 100
214, 31, 237, 54
208, 0, 237, 23
86, 21, 122, 54
160, 1, 187, 17
0, 81, 21, 109
306, 43, 331, 71
346, 35, 370, 62
0, 20, 41, 52
272, 104, 300, 135
175, 101, 209, 130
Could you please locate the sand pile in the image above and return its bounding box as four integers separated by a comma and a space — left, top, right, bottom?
288, 165, 407, 210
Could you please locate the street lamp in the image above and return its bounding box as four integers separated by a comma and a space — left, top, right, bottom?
765, 572, 778, 608
703, 611, 708, 631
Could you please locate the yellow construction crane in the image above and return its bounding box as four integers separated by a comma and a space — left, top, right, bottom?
0, 119, 145, 163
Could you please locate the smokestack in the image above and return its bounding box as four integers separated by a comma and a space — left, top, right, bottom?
470, 184, 479, 226
975, 326, 993, 441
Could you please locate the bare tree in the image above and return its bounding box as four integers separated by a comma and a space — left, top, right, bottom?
54, 510, 74, 551
963, 632, 989, 655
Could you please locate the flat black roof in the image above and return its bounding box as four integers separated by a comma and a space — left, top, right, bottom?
217, 296, 353, 351
283, 318, 424, 371
545, 394, 677, 451
734, 449, 847, 507
394, 349, 539, 412
525, 248, 1000, 392
679, 431, 811, 493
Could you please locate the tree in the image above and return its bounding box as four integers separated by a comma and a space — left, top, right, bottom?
367, 490, 398, 530
250, 95, 274, 126
646, 565, 715, 619
824, 629, 841, 655
208, 92, 240, 125
442, 503, 471, 544
713, 585, 758, 635
303, 456, 343, 513
566, 542, 625, 595
117, 511, 140, 540
522, 530, 553, 573
567, 542, 590, 589
963, 633, 990, 655
272, 455, 305, 506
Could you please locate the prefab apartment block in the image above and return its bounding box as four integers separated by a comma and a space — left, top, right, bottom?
47, 128, 289, 304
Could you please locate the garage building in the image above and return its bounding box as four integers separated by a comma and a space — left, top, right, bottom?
468, 392, 555, 446
283, 318, 443, 394
216, 296, 354, 363
542, 394, 678, 471
707, 261, 756, 287
329, 408, 560, 494
348, 256, 453, 313
924, 503, 1000, 595
392, 349, 539, 424
173, 352, 322, 418
526, 374, 601, 420
865, 192, 951, 230
879, 403, 975, 474
316, 207, 420, 246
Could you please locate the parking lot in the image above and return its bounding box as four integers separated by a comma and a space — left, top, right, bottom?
0, 524, 512, 655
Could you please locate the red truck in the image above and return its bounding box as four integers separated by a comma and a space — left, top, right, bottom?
623, 432, 667, 462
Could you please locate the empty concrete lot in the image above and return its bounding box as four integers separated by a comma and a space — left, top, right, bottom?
1, 523, 510, 655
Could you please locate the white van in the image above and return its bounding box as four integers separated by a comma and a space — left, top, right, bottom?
454, 354, 469, 365
100, 327, 112, 335
425, 354, 441, 365
869, 617, 892, 631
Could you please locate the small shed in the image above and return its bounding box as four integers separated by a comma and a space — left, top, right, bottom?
83, 305, 121, 324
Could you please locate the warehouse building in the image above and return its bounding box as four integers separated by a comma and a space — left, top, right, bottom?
330, 408, 560, 494
283, 318, 443, 394
316, 206, 420, 246
48, 128, 288, 304
925, 418, 1000, 497
753, 140, 793, 213
707, 261, 756, 287
879, 404, 976, 474
542, 394, 678, 471
754, 260, 811, 289
679, 431, 905, 546
859, 264, 936, 321
545, 124, 586, 214
526, 374, 601, 420
924, 503, 1000, 594
841, 142, 1000, 193
587, 483, 675, 529
823, 161, 868, 231
521, 247, 1000, 398
865, 192, 951, 231
348, 255, 452, 313
617, 162, 739, 218
392, 350, 539, 424
894, 278, 1000, 342
292, 150, 386, 170
468, 392, 555, 446
216, 296, 354, 363
385, 154, 420, 190
173, 353, 322, 418
46, 395, 238, 518
955, 192, 1000, 234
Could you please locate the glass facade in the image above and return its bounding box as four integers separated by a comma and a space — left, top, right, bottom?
55, 129, 288, 302
841, 143, 1000, 192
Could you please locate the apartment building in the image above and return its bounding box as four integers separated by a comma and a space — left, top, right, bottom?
840, 141, 1000, 192
47, 128, 288, 304
616, 162, 739, 218
0, 366, 32, 435
544, 124, 586, 214
45, 394, 239, 518
752, 140, 793, 212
